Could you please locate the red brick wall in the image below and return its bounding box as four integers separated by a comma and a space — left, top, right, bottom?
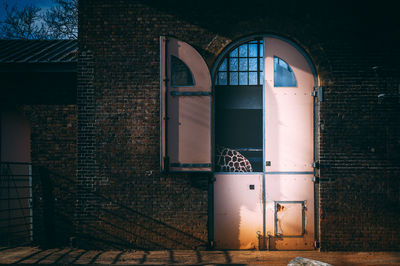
77, 0, 400, 250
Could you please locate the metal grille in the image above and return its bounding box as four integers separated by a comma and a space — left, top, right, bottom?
0, 162, 33, 246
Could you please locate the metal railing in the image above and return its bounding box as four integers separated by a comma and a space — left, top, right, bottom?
0, 161, 33, 246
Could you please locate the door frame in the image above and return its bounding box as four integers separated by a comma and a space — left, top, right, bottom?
209, 33, 319, 249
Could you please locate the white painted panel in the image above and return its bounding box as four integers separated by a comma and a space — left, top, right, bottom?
264, 37, 314, 172
265, 174, 314, 250
161, 36, 212, 172
1, 112, 31, 162
214, 174, 263, 249
277, 203, 303, 236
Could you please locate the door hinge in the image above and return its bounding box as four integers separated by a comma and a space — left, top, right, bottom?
312, 86, 324, 102
311, 176, 319, 183
313, 241, 320, 249
311, 161, 320, 169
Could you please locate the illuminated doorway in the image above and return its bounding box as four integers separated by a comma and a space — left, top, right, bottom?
213, 36, 317, 250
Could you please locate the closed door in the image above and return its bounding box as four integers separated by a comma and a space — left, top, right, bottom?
264, 37, 315, 250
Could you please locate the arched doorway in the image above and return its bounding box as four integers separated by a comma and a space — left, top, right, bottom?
213, 35, 317, 250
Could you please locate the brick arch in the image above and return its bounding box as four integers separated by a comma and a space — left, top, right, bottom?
201, 17, 334, 86
210, 33, 321, 86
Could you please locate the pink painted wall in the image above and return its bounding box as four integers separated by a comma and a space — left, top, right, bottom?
1, 111, 31, 163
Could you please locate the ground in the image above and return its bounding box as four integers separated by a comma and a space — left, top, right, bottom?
0, 247, 399, 265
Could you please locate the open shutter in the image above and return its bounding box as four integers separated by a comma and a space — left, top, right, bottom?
160, 36, 212, 172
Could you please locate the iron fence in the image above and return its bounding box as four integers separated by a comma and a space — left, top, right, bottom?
0, 161, 33, 246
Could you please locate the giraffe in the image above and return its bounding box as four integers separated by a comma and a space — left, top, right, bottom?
215, 145, 253, 172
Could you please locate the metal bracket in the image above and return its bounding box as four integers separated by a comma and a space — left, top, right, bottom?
311, 161, 320, 169
312, 86, 324, 102
265, 161, 271, 166
311, 176, 319, 183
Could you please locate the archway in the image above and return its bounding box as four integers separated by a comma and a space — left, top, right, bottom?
212, 35, 318, 250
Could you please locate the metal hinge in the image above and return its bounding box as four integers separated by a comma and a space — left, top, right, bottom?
311, 161, 320, 169
312, 86, 324, 102
313, 241, 320, 249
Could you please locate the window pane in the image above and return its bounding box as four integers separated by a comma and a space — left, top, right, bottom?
259, 71, 264, 85
216, 39, 264, 86
239, 58, 248, 71
230, 47, 238, 57
259, 43, 263, 57
219, 58, 227, 71
230, 58, 238, 71
274, 56, 297, 87
230, 72, 238, 85
171, 55, 194, 86
249, 44, 257, 57
249, 72, 257, 85
249, 58, 257, 71
239, 72, 248, 85
218, 72, 227, 85
239, 44, 248, 57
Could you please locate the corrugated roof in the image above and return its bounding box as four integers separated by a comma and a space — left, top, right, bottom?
0, 39, 77, 63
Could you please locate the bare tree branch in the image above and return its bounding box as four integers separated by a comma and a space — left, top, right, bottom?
0, 0, 78, 40
44, 0, 78, 39
1, 3, 49, 39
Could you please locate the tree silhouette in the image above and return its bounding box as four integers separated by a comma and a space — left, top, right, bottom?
1, 0, 77, 39
44, 0, 78, 39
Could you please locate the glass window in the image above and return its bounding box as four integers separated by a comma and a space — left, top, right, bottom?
249, 58, 257, 71
239, 72, 248, 85
171, 55, 194, 86
249, 72, 257, 85
274, 56, 297, 87
239, 58, 248, 71
219, 58, 227, 71
230, 58, 238, 71
239, 44, 248, 57
218, 72, 227, 85
249, 44, 257, 57
216, 39, 263, 86
230, 72, 238, 85
215, 39, 264, 171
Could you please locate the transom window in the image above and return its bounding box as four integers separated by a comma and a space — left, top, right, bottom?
216, 39, 264, 85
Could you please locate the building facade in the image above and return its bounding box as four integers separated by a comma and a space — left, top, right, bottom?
2, 0, 398, 251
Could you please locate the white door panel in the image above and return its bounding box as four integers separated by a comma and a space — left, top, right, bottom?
214, 174, 263, 249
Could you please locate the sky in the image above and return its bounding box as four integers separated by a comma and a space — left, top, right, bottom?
0, 0, 56, 22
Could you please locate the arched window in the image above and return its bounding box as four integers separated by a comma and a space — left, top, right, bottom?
216, 39, 264, 86
215, 39, 264, 172
274, 56, 297, 87
170, 55, 194, 86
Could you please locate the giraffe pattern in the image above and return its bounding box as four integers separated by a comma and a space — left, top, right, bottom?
215, 146, 253, 172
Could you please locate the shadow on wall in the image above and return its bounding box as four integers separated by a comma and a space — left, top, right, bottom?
33, 167, 75, 248
33, 168, 208, 250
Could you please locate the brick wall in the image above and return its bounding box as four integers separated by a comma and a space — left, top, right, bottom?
318, 38, 400, 250
78, 0, 399, 250
21, 105, 77, 247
